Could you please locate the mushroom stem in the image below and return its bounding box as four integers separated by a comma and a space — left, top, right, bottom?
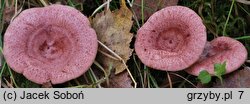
98, 40, 137, 88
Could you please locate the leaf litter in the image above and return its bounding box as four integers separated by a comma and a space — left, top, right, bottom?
90, 0, 134, 87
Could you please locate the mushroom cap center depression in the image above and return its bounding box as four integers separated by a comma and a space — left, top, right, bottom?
156, 28, 185, 52
27, 25, 73, 64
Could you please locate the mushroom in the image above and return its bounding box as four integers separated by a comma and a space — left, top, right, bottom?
135, 6, 206, 71
185, 36, 248, 76
3, 4, 98, 84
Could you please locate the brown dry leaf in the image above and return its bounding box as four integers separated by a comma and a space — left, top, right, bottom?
108, 71, 133, 88
132, 0, 178, 20
213, 68, 250, 88
91, 0, 133, 74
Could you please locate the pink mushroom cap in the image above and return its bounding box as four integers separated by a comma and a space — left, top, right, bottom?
135, 6, 207, 71
3, 5, 98, 84
185, 36, 248, 76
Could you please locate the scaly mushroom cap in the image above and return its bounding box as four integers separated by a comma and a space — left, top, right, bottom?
135, 6, 206, 71
186, 36, 248, 76
3, 5, 98, 84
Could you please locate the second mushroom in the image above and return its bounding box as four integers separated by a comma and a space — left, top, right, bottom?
135, 6, 207, 71
186, 36, 248, 76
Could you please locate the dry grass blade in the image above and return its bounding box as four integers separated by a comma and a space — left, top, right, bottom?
246, 60, 250, 63
126, 0, 134, 7
91, 0, 136, 88
91, 0, 112, 16
10, 0, 24, 23
98, 50, 119, 61
1, 80, 9, 88
234, 0, 250, 5
39, 0, 49, 6
170, 72, 197, 88
4, 78, 13, 88
98, 41, 123, 61
109, 71, 133, 88
166, 71, 173, 88
98, 41, 137, 88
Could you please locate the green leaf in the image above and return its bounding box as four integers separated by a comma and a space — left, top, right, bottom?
198, 70, 211, 84
214, 61, 227, 84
